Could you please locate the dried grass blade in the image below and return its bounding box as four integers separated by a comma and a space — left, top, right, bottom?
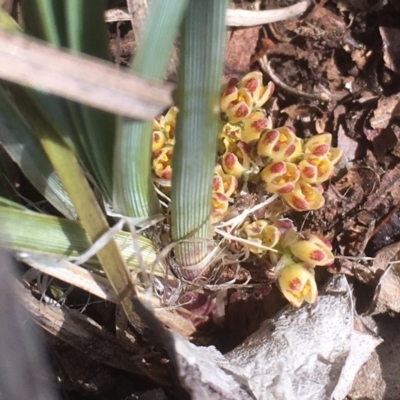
0, 30, 173, 119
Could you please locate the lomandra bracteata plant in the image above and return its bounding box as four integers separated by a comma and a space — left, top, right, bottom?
151, 71, 341, 307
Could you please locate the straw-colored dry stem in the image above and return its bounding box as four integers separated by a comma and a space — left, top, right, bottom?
105, 2, 310, 27
0, 30, 172, 119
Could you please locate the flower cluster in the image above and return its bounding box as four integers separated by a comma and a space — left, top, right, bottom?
150, 71, 341, 308
277, 133, 343, 211
275, 231, 334, 307
151, 71, 342, 222
219, 75, 343, 212
241, 219, 334, 307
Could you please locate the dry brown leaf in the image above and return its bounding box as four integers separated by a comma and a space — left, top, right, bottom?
335, 167, 380, 196
371, 128, 397, 159
390, 124, 400, 157
371, 241, 400, 276
337, 123, 360, 162
364, 165, 400, 212
379, 26, 400, 74
370, 94, 400, 130
370, 261, 400, 314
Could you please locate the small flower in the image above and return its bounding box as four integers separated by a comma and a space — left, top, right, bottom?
274, 219, 296, 234
304, 133, 343, 165
213, 173, 224, 193
220, 138, 251, 178
152, 129, 167, 152
257, 126, 302, 162
153, 145, 174, 180
303, 133, 332, 157
153, 106, 178, 147
260, 161, 300, 194
211, 192, 229, 224
213, 164, 238, 198
219, 122, 242, 143
281, 181, 325, 211
290, 233, 334, 266
276, 262, 318, 307
220, 72, 275, 123
243, 219, 281, 254
327, 147, 343, 165
298, 155, 334, 185
241, 116, 273, 143
238, 71, 275, 108
220, 85, 253, 122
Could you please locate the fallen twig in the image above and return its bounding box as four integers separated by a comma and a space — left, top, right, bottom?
18, 278, 170, 385
105, 2, 310, 27
19, 252, 197, 338
226, 2, 310, 27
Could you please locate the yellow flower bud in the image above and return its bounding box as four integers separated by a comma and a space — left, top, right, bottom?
220, 85, 253, 122
290, 234, 334, 266
153, 145, 173, 180
221, 78, 239, 109
152, 129, 167, 152
304, 133, 343, 165
213, 164, 238, 197
281, 181, 325, 211
213, 174, 224, 194
221, 138, 251, 178
328, 147, 343, 165
220, 72, 274, 122
153, 106, 178, 145
260, 161, 300, 194
276, 262, 318, 307
238, 71, 275, 108
257, 126, 302, 162
249, 109, 267, 119
243, 219, 281, 254
241, 116, 273, 143
298, 155, 334, 185
211, 192, 229, 223
220, 123, 242, 143
304, 133, 332, 157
